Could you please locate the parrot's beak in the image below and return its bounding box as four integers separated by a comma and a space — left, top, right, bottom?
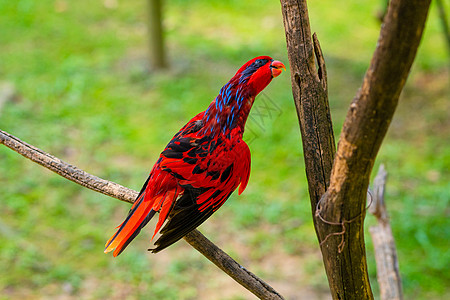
270, 60, 286, 78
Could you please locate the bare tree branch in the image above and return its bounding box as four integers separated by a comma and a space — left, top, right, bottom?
317, 0, 431, 299
0, 130, 137, 202
184, 230, 285, 300
279, 0, 336, 222
369, 165, 403, 300
0, 129, 284, 300
280, 0, 431, 299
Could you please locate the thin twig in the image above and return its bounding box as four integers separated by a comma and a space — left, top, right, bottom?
0, 129, 284, 300
369, 164, 388, 222
369, 165, 403, 300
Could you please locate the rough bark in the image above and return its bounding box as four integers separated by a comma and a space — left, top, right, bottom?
279, 0, 336, 221
0, 129, 283, 300
280, 0, 431, 299
369, 165, 403, 300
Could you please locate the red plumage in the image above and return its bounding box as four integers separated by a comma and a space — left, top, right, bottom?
105, 56, 285, 256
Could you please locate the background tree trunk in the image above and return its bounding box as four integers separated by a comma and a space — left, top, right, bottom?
147, 0, 167, 69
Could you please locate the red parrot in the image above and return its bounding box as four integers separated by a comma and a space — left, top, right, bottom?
105, 56, 286, 256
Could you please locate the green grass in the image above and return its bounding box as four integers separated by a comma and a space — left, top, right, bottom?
0, 0, 448, 299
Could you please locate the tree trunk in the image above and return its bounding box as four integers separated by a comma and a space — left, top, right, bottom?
280, 0, 431, 299
147, 0, 167, 69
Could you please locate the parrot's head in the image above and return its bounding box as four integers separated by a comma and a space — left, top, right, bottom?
234, 56, 286, 96
203, 56, 286, 135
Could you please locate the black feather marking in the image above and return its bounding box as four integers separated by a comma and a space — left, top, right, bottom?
162, 168, 187, 180
162, 137, 194, 158
182, 157, 198, 164
192, 165, 205, 174
197, 135, 212, 144
148, 187, 224, 253
197, 152, 208, 158
207, 170, 220, 180
186, 148, 197, 158
161, 149, 184, 159
220, 164, 233, 183
210, 190, 222, 199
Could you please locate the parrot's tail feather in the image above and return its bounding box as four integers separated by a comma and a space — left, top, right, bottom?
152, 186, 180, 240
111, 210, 156, 257
104, 191, 157, 257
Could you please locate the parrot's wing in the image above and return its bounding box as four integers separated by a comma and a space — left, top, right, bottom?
150, 134, 251, 252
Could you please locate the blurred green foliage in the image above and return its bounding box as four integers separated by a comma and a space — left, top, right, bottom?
0, 0, 448, 299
